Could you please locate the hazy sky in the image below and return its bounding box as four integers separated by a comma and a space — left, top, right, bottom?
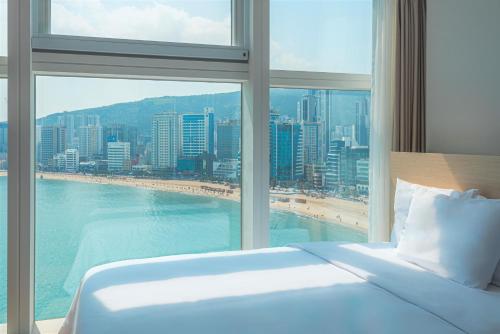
0, 0, 372, 121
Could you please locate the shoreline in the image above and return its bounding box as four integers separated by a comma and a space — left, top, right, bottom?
4, 171, 368, 233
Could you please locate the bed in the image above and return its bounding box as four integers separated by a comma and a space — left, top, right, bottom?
59, 153, 500, 334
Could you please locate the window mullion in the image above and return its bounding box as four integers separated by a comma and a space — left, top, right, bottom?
231, 0, 249, 49
241, 0, 270, 249
7, 0, 35, 333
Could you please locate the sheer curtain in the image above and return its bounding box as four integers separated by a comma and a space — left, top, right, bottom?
369, 0, 397, 242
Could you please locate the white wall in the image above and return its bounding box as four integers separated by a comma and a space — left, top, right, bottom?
426, 0, 500, 155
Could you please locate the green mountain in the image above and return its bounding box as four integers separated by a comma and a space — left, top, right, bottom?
37, 89, 369, 136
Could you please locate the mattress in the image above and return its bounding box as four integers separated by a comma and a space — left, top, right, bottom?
60, 242, 500, 334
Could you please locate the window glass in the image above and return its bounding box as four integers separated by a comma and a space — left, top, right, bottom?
0, 79, 6, 328
269, 88, 369, 246
270, 0, 372, 74
35, 76, 241, 320
50, 0, 232, 46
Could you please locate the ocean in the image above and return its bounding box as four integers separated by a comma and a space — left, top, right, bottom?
0, 177, 367, 322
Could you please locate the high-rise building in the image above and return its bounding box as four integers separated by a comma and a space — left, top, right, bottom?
297, 94, 319, 123
107, 142, 131, 172
205, 107, 215, 156
0, 122, 7, 153
152, 112, 178, 171
304, 163, 326, 189
65, 148, 79, 173
298, 93, 324, 165
180, 108, 215, 158
270, 118, 303, 183
356, 158, 369, 194
302, 122, 322, 164
58, 113, 77, 148
104, 124, 138, 159
77, 125, 102, 160
341, 146, 369, 186
318, 90, 335, 157
325, 139, 368, 191
355, 98, 370, 146
216, 120, 240, 160
76, 114, 101, 127
54, 153, 66, 172
40, 125, 67, 167
325, 139, 345, 190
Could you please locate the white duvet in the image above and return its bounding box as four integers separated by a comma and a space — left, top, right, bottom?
60, 243, 500, 334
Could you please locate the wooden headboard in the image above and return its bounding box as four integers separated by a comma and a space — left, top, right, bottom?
390, 152, 500, 226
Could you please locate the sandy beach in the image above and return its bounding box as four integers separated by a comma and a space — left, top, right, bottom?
27, 172, 368, 233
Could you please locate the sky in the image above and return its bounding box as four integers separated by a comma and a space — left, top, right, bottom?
0, 0, 372, 121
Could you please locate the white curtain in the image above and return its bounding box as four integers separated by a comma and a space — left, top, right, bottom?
369, 0, 397, 242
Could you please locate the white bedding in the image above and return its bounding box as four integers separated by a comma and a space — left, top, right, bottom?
60, 242, 500, 334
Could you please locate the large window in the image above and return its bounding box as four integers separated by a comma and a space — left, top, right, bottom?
49, 0, 232, 45
5, 1, 373, 330
34, 77, 243, 320
269, 88, 369, 246
270, 0, 372, 73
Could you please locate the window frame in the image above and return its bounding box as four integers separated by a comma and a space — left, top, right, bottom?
32, 0, 248, 62
0, 57, 6, 78
6, 0, 372, 333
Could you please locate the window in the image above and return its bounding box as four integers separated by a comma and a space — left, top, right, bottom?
270, 0, 372, 73
5, 1, 373, 329
0, 78, 6, 327
269, 88, 369, 246
34, 76, 242, 320
48, 0, 232, 46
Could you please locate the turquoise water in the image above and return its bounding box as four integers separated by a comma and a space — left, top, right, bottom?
0, 176, 367, 322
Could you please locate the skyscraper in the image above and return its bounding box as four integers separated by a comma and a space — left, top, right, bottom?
107, 142, 131, 172
180, 108, 215, 158
77, 114, 101, 127
205, 107, 215, 156
318, 90, 335, 157
77, 125, 102, 160
216, 120, 240, 160
104, 124, 138, 159
270, 117, 303, 183
297, 94, 319, 122
65, 148, 79, 173
58, 113, 77, 148
152, 112, 178, 171
325, 139, 345, 190
356, 159, 369, 194
40, 125, 67, 167
341, 146, 369, 186
355, 98, 370, 146
302, 122, 322, 164
298, 93, 324, 166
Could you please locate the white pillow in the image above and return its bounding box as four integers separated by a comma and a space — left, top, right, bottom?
391, 179, 479, 245
397, 189, 500, 289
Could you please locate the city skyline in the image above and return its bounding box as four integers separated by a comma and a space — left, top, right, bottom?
8, 88, 372, 199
